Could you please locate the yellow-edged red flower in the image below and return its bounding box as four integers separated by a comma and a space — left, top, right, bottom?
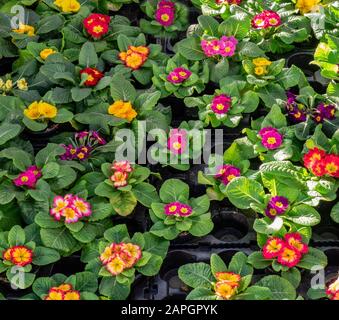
214, 271, 241, 300
108, 100, 138, 122
45, 283, 80, 300
23, 101, 58, 120
119, 46, 150, 70
54, 0, 80, 13
100, 242, 142, 276
2, 245, 33, 267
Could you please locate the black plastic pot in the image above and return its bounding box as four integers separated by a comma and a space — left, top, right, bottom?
129, 275, 152, 300
0, 57, 16, 76
286, 51, 318, 79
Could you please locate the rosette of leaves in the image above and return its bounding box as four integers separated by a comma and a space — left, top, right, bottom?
0, 225, 60, 289
149, 179, 213, 240
95, 163, 160, 216
248, 233, 328, 286
0, 143, 81, 226
311, 34, 339, 81
197, 142, 250, 201
24, 272, 98, 300
225, 170, 326, 237
101, 33, 168, 85
148, 120, 206, 171
241, 58, 307, 107
140, 0, 188, 39
184, 76, 260, 128
75, 75, 171, 134
152, 53, 209, 98
240, 105, 303, 162
178, 252, 298, 300
83, 225, 169, 300
236, 1, 312, 53
35, 183, 115, 255
286, 87, 339, 140
174, 15, 265, 83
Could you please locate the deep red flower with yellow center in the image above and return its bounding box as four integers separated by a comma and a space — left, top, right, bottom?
80, 67, 104, 87
284, 233, 308, 254
262, 237, 285, 259
303, 148, 326, 170
323, 154, 339, 178
277, 246, 301, 268
9, 246, 33, 267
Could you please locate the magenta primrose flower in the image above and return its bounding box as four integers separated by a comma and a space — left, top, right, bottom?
210, 94, 232, 115
215, 165, 241, 185
167, 67, 191, 84
13, 165, 42, 189
259, 127, 283, 150
265, 196, 289, 219
167, 128, 187, 154
201, 36, 237, 58
164, 202, 193, 217
155, 7, 175, 27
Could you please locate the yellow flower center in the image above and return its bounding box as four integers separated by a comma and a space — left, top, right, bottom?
161, 14, 169, 22
267, 137, 276, 144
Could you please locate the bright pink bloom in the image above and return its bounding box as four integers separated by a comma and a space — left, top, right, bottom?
178, 203, 193, 217
211, 94, 232, 114
167, 129, 187, 154
259, 127, 283, 150
164, 202, 181, 215
167, 67, 191, 84
219, 36, 238, 57
215, 165, 241, 185
13, 171, 37, 189
155, 7, 175, 27
251, 10, 281, 29
112, 160, 133, 173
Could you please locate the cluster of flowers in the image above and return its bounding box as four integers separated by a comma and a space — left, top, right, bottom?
23, 101, 57, 120
251, 10, 281, 29
45, 284, 80, 300
119, 46, 150, 70
13, 23, 35, 36
2, 245, 33, 267
286, 92, 336, 123
50, 194, 92, 223
155, 0, 176, 27
80, 67, 104, 87
167, 128, 187, 154
164, 202, 193, 217
13, 166, 41, 189
167, 67, 192, 84
201, 36, 238, 58
252, 57, 272, 76
83, 13, 110, 38
210, 94, 232, 115
54, 0, 80, 13
258, 127, 283, 150
263, 233, 308, 267
100, 242, 142, 276
214, 272, 241, 300
215, 165, 241, 185
265, 196, 289, 220
303, 148, 339, 178
108, 100, 138, 122
60, 131, 106, 161
0, 78, 28, 93
326, 277, 339, 300
110, 161, 133, 188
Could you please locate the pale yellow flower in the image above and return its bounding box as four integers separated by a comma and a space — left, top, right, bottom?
17, 78, 28, 91
296, 0, 321, 14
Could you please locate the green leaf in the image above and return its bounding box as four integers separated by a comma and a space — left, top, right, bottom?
40, 227, 78, 253
49, 166, 77, 190
261, 105, 287, 129
110, 76, 136, 102
137, 254, 162, 276
256, 275, 297, 300
247, 252, 272, 269
32, 277, 56, 298
71, 87, 92, 102
235, 286, 272, 300
37, 14, 64, 34
32, 247, 60, 266
79, 42, 98, 67
175, 37, 205, 61
228, 252, 253, 277
142, 232, 169, 259
132, 182, 160, 208
41, 162, 60, 179
35, 144, 65, 167
225, 177, 265, 209
0, 148, 32, 171
109, 191, 137, 216
8, 225, 25, 246
71, 223, 98, 244
286, 205, 321, 226
330, 202, 339, 223
99, 277, 130, 300
189, 213, 214, 237
297, 248, 328, 270
7, 269, 35, 290
66, 271, 98, 292
104, 224, 130, 243
0, 123, 21, 145
178, 263, 214, 289
186, 287, 217, 300
159, 179, 189, 203
198, 15, 219, 37
281, 268, 301, 289
210, 254, 226, 277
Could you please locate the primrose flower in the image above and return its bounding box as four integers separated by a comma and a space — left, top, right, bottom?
23, 101, 57, 120
284, 233, 309, 254
326, 276, 339, 300
259, 127, 283, 150
167, 67, 191, 84
219, 36, 238, 57
83, 13, 110, 38
215, 281, 239, 300
178, 204, 193, 217
7, 246, 33, 267
296, 0, 321, 14
251, 10, 281, 29
262, 237, 285, 259
215, 272, 241, 285
164, 202, 192, 217
277, 246, 301, 268
119, 46, 149, 70
80, 67, 104, 87
40, 48, 56, 60
167, 128, 187, 154
155, 7, 175, 27
112, 160, 133, 173
108, 100, 138, 122
303, 148, 326, 170
54, 0, 81, 13
17, 78, 28, 91
323, 154, 339, 178
215, 165, 241, 185
45, 284, 80, 300
12, 23, 35, 36
286, 101, 307, 123
110, 171, 129, 188
268, 196, 289, 215
13, 170, 37, 189
313, 103, 336, 123
210, 94, 232, 115
72, 196, 92, 217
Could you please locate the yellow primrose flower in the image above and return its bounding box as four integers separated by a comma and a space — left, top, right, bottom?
4, 80, 13, 91
108, 100, 138, 122
252, 57, 272, 67
40, 48, 56, 60
54, 0, 81, 13
24, 101, 58, 120
296, 0, 321, 14
0, 79, 4, 89
17, 78, 28, 91
12, 23, 35, 36
254, 66, 267, 76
